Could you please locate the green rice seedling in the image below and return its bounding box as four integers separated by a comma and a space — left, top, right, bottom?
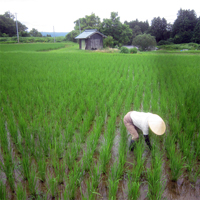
184, 147, 196, 173
194, 133, 200, 160
117, 149, 126, 178
64, 123, 74, 143
65, 150, 75, 171
99, 139, 111, 174
189, 165, 200, 183
81, 178, 97, 200
168, 143, 184, 181
39, 131, 50, 157
18, 112, 27, 138
47, 171, 58, 199
108, 162, 120, 200
82, 149, 94, 172
0, 180, 7, 200
54, 133, 65, 159
16, 182, 27, 200
51, 151, 65, 185
117, 126, 128, 177
147, 144, 165, 200
65, 162, 83, 199
0, 150, 15, 192
7, 116, 18, 144
64, 180, 76, 200
134, 138, 145, 163
127, 173, 140, 200
28, 164, 37, 197
164, 133, 176, 159
178, 133, 191, 156
90, 164, 102, 189
20, 147, 31, 180
36, 153, 46, 182
27, 132, 36, 158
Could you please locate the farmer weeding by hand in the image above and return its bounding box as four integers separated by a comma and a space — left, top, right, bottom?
123, 111, 166, 151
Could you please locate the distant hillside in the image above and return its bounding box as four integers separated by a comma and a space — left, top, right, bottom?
41, 32, 68, 37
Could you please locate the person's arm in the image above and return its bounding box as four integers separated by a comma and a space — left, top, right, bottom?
144, 135, 152, 150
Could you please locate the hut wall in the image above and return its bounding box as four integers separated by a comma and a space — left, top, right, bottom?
86, 33, 103, 50
79, 40, 81, 49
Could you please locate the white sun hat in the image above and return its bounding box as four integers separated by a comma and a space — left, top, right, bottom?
148, 114, 166, 135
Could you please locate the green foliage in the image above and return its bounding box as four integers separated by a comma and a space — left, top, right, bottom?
158, 40, 173, 45
132, 34, 157, 51
74, 13, 101, 31
158, 42, 199, 50
120, 46, 129, 53
103, 35, 114, 47
150, 17, 171, 42
0, 181, 7, 199
0, 43, 65, 51
124, 19, 149, 45
0, 36, 63, 43
172, 9, 198, 43
65, 30, 79, 42
192, 17, 200, 44
29, 28, 42, 37
0, 12, 28, 37
100, 12, 132, 46
130, 47, 137, 53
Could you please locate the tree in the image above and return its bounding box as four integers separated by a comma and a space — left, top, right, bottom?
74, 13, 101, 31
3, 11, 15, 20
65, 30, 79, 42
132, 25, 142, 39
100, 12, 132, 46
19, 31, 30, 37
172, 9, 198, 43
124, 19, 149, 44
150, 17, 171, 42
29, 28, 42, 37
0, 12, 28, 37
192, 17, 200, 44
132, 34, 156, 51
125, 19, 149, 33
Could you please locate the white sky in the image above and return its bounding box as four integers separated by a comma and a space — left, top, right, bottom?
1, 0, 200, 32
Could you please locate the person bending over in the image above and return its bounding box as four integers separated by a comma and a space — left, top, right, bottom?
123, 111, 166, 151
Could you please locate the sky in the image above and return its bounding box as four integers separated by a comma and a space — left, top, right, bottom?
1, 0, 200, 32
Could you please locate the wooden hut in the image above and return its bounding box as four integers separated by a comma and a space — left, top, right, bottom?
75, 29, 107, 50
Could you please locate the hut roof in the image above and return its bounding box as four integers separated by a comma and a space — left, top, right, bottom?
75, 29, 106, 39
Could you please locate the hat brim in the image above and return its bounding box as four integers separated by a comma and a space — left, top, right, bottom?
148, 114, 166, 135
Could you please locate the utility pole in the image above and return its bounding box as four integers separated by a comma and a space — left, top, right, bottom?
15, 13, 19, 43
53, 26, 55, 43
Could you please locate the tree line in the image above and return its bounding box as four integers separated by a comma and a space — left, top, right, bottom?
66, 9, 200, 47
1, 9, 200, 46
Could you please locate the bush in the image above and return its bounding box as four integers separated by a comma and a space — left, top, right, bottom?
158, 40, 173, 46
130, 47, 137, 54
132, 34, 156, 51
120, 46, 129, 53
103, 36, 114, 48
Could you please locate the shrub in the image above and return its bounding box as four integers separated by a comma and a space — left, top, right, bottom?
120, 46, 129, 53
158, 40, 173, 46
132, 34, 157, 51
130, 47, 137, 54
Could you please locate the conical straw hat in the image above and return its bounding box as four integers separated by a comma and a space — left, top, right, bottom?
148, 114, 166, 135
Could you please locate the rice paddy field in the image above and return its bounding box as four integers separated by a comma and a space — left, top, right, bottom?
0, 43, 200, 200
